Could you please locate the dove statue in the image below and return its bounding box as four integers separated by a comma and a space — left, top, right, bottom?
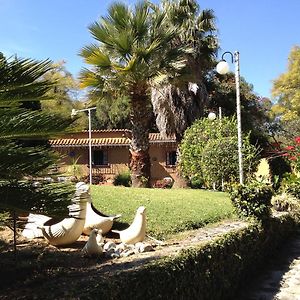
82, 228, 103, 256
112, 206, 146, 244
83, 198, 121, 235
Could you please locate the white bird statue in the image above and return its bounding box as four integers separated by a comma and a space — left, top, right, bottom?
82, 228, 103, 256
83, 200, 121, 236
41, 182, 88, 246
112, 206, 146, 244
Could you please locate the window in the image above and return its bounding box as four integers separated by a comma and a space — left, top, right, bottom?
93, 150, 108, 166
166, 151, 177, 166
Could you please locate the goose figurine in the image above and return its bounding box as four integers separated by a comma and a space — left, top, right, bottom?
83, 199, 121, 236
82, 228, 103, 256
112, 206, 146, 244
41, 182, 88, 246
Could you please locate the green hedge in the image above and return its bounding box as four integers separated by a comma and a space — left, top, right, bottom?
77, 215, 297, 300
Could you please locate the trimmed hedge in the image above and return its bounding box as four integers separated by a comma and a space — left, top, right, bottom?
77, 214, 297, 300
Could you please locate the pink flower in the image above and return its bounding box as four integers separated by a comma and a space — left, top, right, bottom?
295, 136, 300, 144
290, 156, 297, 161
285, 145, 295, 151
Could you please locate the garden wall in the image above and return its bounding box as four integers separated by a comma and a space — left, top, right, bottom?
78, 214, 298, 300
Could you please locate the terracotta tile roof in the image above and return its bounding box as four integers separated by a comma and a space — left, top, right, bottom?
50, 133, 176, 147
50, 137, 130, 147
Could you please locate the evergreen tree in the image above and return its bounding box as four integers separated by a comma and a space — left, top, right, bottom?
0, 53, 74, 224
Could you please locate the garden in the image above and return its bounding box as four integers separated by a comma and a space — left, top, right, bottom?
1, 0, 300, 299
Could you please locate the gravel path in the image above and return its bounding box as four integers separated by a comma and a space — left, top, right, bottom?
236, 229, 300, 300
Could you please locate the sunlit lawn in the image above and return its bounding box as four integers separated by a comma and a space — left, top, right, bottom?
91, 186, 236, 239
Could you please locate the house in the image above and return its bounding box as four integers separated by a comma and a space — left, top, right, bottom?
49, 129, 178, 185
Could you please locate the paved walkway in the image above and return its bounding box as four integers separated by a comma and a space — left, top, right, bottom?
236, 229, 300, 300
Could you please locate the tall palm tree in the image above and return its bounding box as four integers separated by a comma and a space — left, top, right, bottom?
151, 0, 218, 141
80, 1, 191, 187
150, 0, 218, 187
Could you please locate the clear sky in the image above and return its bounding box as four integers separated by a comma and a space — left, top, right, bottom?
1, 0, 300, 99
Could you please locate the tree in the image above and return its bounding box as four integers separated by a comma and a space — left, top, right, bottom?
179, 117, 260, 188
272, 46, 300, 121
41, 61, 86, 130
206, 72, 271, 147
0, 54, 74, 226
80, 1, 190, 187
151, 0, 218, 141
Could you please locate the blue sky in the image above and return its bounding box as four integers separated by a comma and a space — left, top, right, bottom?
1, 0, 299, 99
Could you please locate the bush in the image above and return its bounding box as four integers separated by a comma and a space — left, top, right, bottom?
229, 182, 273, 221
113, 171, 132, 187
189, 175, 204, 189
180, 117, 260, 188
75, 215, 297, 300
280, 174, 300, 199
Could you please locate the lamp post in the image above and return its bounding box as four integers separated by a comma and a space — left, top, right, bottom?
216, 51, 244, 184
71, 107, 97, 185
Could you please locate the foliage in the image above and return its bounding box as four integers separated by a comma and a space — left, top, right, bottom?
229, 182, 273, 221
179, 117, 260, 187
272, 46, 300, 121
95, 95, 131, 129
268, 156, 292, 190
150, 0, 218, 140
75, 216, 296, 300
91, 185, 235, 239
281, 136, 300, 173
272, 192, 300, 212
0, 53, 74, 218
280, 174, 300, 199
80, 1, 192, 187
113, 171, 132, 187
189, 175, 204, 189
206, 72, 271, 147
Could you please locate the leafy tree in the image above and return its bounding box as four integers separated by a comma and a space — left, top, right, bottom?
179, 117, 260, 188
206, 72, 270, 147
41, 61, 86, 130
272, 46, 300, 121
80, 1, 190, 187
0, 54, 74, 225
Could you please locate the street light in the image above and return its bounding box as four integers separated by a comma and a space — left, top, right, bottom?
216, 51, 244, 184
71, 107, 97, 185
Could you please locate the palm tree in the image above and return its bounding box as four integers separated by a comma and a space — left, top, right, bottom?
80, 1, 191, 187
151, 0, 218, 141
150, 0, 218, 187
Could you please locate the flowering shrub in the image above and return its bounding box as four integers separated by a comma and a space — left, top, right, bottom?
282, 136, 300, 173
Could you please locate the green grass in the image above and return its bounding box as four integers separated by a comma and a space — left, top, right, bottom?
91, 186, 236, 239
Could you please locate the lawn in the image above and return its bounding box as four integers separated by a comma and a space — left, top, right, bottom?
91, 186, 236, 239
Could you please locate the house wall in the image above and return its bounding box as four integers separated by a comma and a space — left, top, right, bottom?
149, 144, 177, 183
55, 144, 177, 184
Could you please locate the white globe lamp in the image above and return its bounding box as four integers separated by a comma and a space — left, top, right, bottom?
208, 112, 217, 120
216, 60, 230, 75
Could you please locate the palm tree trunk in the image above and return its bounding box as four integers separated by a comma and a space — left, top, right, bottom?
129, 93, 151, 187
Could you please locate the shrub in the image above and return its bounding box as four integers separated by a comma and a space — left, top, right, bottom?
75, 215, 297, 300
280, 174, 300, 199
189, 175, 204, 189
229, 182, 273, 221
180, 117, 260, 188
113, 171, 132, 187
